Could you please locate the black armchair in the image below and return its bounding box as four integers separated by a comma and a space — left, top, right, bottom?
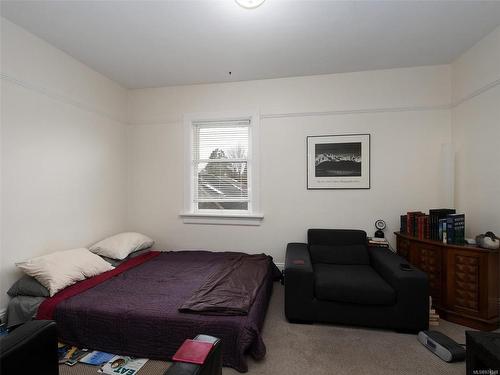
285, 229, 429, 332
0, 320, 59, 375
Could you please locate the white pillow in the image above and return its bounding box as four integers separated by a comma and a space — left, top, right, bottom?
16, 248, 114, 296
89, 232, 154, 260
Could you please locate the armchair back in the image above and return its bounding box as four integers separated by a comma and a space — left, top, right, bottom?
307, 229, 369, 265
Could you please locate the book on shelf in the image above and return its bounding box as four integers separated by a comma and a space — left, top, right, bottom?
406, 211, 424, 237
399, 209, 466, 247
400, 215, 408, 234
446, 213, 465, 245
429, 209, 456, 240
416, 215, 430, 240
439, 219, 447, 242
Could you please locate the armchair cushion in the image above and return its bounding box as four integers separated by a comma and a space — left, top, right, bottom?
309, 244, 369, 265
314, 264, 396, 305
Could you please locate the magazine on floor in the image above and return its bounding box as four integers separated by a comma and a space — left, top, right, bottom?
99, 356, 148, 375
79, 351, 115, 366
66, 348, 89, 366
58, 345, 76, 364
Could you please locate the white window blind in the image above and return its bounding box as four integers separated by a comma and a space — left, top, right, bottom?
192, 119, 251, 212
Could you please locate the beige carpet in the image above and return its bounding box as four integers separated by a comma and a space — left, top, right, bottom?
60, 285, 479, 375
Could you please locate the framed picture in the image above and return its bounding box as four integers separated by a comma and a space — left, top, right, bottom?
307, 134, 370, 189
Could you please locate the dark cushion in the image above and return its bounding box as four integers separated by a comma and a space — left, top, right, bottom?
308, 229, 367, 246
314, 264, 396, 305
7, 276, 49, 297
309, 245, 369, 265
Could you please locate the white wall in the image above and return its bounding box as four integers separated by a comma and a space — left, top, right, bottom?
127, 66, 452, 262
0, 18, 128, 312
2, 14, 496, 317
451, 25, 500, 237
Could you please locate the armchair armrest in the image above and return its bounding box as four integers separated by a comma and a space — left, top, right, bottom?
0, 320, 59, 375
284, 243, 315, 322
369, 247, 429, 331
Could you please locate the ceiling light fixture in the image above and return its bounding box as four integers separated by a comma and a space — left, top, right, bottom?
235, 0, 265, 9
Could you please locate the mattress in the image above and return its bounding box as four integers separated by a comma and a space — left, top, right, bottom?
42, 250, 274, 372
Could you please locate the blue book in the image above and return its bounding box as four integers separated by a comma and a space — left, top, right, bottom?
446, 217, 455, 244
438, 219, 447, 241
79, 351, 115, 366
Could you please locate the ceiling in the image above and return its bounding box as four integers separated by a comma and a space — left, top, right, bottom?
2, 1, 500, 89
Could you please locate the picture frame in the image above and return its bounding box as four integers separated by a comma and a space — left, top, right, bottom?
307, 134, 370, 189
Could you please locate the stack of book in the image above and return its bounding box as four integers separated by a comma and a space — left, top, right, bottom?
368, 237, 390, 248
429, 209, 456, 240
416, 215, 429, 240
446, 213, 466, 245
429, 297, 439, 326
400, 211, 429, 239
430, 309, 440, 326
405, 211, 424, 237
400, 208, 465, 245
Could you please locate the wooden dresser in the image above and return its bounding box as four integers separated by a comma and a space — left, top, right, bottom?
395, 232, 499, 331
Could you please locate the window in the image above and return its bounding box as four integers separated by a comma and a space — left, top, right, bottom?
182, 113, 262, 225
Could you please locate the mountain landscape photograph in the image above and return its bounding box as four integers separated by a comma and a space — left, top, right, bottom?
315, 142, 362, 177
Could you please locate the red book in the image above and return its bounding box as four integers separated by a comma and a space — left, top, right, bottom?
425, 217, 430, 239
417, 215, 427, 240
172, 339, 214, 365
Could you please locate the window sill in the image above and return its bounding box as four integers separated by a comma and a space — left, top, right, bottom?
179, 212, 264, 226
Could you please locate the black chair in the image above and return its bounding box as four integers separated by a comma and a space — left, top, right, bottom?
0, 320, 59, 375
285, 229, 429, 332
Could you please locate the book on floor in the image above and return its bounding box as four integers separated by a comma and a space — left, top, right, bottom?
58, 345, 76, 364
79, 351, 115, 366
65, 348, 89, 366
99, 356, 148, 375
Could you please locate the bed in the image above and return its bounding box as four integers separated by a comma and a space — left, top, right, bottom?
26, 250, 276, 372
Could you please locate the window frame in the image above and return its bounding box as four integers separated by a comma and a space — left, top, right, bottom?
181, 111, 263, 225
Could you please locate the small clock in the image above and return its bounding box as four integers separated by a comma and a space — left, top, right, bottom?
374, 219, 386, 238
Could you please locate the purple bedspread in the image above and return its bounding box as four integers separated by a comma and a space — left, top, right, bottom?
54, 251, 274, 372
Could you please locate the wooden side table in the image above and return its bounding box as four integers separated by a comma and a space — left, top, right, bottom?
395, 232, 499, 330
